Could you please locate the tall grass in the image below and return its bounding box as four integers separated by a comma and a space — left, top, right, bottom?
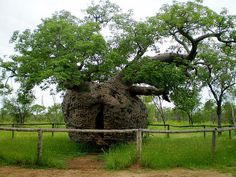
105, 133, 236, 170
141, 136, 213, 169
104, 143, 136, 169
0, 129, 235, 171
0, 131, 93, 168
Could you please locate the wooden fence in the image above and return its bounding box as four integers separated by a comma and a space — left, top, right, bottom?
0, 122, 233, 139
0, 126, 235, 164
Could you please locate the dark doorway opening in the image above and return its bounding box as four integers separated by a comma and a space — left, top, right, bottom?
95, 104, 104, 129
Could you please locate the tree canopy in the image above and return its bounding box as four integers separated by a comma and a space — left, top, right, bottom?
2, 0, 236, 103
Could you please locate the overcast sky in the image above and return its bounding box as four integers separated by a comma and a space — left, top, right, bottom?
0, 0, 236, 106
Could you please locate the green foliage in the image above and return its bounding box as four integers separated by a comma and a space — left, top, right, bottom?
150, 0, 236, 42
46, 104, 63, 123
124, 59, 187, 91
31, 104, 46, 120
222, 102, 235, 124
171, 86, 200, 124
197, 43, 236, 126
0, 0, 236, 124
4, 0, 235, 94
6, 11, 108, 91
197, 44, 236, 97
84, 0, 121, 24
1, 92, 34, 123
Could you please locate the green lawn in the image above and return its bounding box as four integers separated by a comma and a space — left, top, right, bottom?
104, 133, 236, 171
0, 131, 91, 168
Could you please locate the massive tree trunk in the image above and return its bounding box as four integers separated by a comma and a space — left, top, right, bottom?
62, 53, 185, 145
62, 76, 148, 145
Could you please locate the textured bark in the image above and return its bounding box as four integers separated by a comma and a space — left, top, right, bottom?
62, 78, 148, 145
61, 52, 192, 145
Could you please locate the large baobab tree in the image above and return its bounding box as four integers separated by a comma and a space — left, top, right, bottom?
2, 0, 236, 144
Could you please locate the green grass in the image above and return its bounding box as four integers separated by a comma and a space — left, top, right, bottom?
0, 127, 236, 173
104, 143, 136, 170
104, 133, 236, 170
0, 131, 93, 168
141, 136, 213, 169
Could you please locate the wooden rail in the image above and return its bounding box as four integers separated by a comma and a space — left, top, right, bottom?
0, 122, 232, 139
0, 126, 235, 164
0, 122, 231, 128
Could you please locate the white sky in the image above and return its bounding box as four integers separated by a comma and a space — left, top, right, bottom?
0, 0, 236, 107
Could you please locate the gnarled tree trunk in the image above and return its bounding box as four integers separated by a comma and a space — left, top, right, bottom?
62, 77, 148, 145
62, 53, 188, 145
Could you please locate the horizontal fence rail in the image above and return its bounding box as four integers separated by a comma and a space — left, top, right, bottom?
0, 123, 65, 126
0, 126, 235, 164
0, 122, 232, 128
148, 123, 233, 128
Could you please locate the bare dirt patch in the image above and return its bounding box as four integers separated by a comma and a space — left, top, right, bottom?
67, 154, 104, 170
0, 155, 233, 177
0, 166, 233, 177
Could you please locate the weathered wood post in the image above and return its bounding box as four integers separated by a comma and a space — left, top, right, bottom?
36, 129, 43, 164
211, 128, 217, 158
136, 129, 142, 163
203, 125, 206, 138
11, 124, 15, 139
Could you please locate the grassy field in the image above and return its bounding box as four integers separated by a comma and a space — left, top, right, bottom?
0, 125, 235, 174
104, 133, 236, 170
0, 131, 94, 168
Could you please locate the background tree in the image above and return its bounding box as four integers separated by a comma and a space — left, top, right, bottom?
197, 44, 236, 128
2, 92, 34, 123
46, 104, 63, 123
223, 101, 235, 126
31, 104, 46, 121
153, 96, 166, 125
203, 99, 216, 123
171, 86, 200, 125
141, 96, 157, 124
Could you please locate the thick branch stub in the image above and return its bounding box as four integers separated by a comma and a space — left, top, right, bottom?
149, 53, 188, 64
130, 86, 165, 96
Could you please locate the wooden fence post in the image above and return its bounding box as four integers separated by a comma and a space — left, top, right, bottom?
11, 124, 15, 139
136, 129, 142, 163
36, 129, 43, 164
211, 128, 217, 158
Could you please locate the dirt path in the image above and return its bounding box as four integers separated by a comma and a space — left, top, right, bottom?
0, 155, 233, 177
68, 154, 104, 170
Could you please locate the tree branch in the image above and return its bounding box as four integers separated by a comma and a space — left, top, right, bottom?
149, 53, 188, 64
130, 86, 165, 96
208, 83, 219, 103
195, 32, 221, 43
173, 33, 190, 53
